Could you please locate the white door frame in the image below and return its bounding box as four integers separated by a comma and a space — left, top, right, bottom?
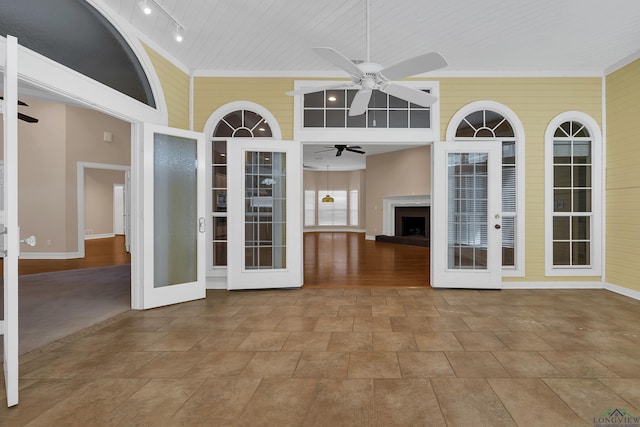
431, 140, 503, 289
77, 162, 129, 255
2, 35, 20, 408
113, 184, 125, 235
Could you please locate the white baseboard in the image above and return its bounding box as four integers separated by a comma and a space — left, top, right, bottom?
206, 277, 227, 290
502, 281, 603, 290
365, 234, 375, 241
604, 282, 640, 301
304, 228, 365, 233
84, 233, 115, 240
20, 252, 82, 260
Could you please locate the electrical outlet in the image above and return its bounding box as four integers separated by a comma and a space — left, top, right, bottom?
47, 239, 52, 246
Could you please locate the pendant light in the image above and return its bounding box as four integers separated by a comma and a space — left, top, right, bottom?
322, 165, 334, 203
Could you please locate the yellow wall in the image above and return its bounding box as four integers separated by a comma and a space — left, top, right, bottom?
194, 78, 295, 137
143, 44, 189, 129
606, 59, 640, 292
439, 77, 603, 282
190, 75, 603, 283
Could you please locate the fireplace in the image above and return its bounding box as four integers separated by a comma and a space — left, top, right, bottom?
395, 206, 430, 240
375, 195, 431, 247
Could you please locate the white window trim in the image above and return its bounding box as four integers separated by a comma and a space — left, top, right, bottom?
446, 101, 526, 277
292, 80, 440, 143
545, 112, 602, 277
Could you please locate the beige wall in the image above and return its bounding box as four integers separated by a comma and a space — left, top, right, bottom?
63, 106, 131, 252
0, 99, 130, 255
84, 169, 126, 237
304, 169, 366, 229
365, 146, 431, 236
1, 99, 68, 252
606, 59, 640, 292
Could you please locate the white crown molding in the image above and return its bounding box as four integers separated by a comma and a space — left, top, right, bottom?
604, 48, 640, 75
191, 69, 603, 79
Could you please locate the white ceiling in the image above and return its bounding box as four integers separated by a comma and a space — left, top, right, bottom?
100, 0, 640, 75
95, 0, 640, 170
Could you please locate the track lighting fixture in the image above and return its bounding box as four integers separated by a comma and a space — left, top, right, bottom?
139, 0, 185, 42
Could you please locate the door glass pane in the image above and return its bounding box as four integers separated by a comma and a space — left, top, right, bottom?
154, 133, 197, 287
447, 152, 489, 270
244, 151, 286, 270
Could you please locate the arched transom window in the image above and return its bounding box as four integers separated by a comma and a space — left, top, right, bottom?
214, 110, 273, 138
454, 109, 519, 270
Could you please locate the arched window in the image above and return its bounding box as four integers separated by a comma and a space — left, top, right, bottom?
447, 102, 525, 276
208, 106, 278, 271
545, 113, 601, 276
214, 110, 273, 137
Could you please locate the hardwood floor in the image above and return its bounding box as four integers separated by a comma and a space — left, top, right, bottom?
0, 235, 131, 276
5, 233, 429, 287
304, 232, 430, 288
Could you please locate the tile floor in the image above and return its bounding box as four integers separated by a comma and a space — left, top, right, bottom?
2, 287, 640, 426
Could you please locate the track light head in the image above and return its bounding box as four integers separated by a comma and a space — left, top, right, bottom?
138, 0, 151, 15
174, 24, 184, 42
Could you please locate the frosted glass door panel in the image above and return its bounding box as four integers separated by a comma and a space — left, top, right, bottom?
154, 133, 197, 287
244, 151, 286, 270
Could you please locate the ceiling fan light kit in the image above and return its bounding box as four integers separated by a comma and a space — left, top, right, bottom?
286, 0, 447, 116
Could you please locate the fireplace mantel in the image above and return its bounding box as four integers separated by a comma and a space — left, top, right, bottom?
382, 195, 431, 236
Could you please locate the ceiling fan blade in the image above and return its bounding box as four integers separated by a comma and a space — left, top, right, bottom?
380, 52, 447, 81
311, 47, 363, 77
314, 148, 336, 153
335, 150, 343, 157
346, 148, 365, 154
286, 83, 356, 96
17, 112, 39, 123
348, 88, 372, 116
0, 96, 28, 106
382, 83, 438, 107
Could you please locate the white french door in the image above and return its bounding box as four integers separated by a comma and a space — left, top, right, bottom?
140, 124, 206, 308
431, 141, 503, 289
227, 139, 302, 290
1, 35, 19, 407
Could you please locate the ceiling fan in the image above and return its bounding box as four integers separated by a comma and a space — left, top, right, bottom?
286, 0, 447, 116
316, 144, 365, 157
0, 96, 39, 123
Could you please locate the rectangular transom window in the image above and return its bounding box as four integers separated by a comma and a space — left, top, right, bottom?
303, 89, 431, 129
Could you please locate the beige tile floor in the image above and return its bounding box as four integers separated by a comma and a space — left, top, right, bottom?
2, 287, 640, 426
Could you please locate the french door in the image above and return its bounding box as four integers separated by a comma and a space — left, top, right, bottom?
1, 35, 19, 407
431, 141, 503, 289
227, 139, 303, 289
140, 124, 206, 308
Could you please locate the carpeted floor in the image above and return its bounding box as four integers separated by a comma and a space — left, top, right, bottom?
1, 264, 131, 355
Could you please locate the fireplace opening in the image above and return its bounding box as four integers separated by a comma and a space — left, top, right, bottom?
401, 216, 426, 237
375, 206, 430, 246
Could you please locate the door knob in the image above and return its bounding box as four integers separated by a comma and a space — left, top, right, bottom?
20, 235, 36, 246
494, 224, 501, 230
